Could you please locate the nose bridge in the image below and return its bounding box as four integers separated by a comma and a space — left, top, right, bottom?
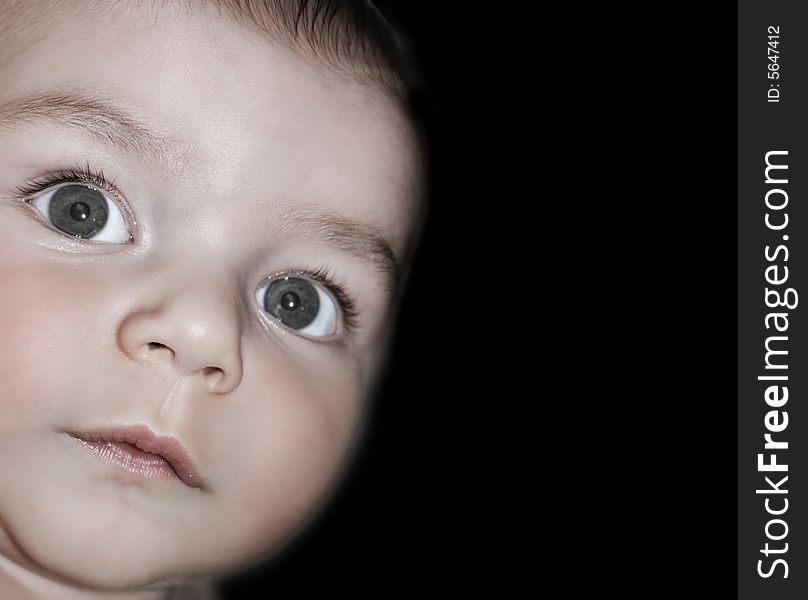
117, 260, 245, 395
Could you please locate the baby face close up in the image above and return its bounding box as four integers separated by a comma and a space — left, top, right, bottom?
0, 1, 423, 598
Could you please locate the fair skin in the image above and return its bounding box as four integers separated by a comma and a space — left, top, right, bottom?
0, 1, 422, 598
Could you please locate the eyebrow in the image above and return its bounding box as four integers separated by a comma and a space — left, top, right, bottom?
273, 202, 400, 295
0, 91, 192, 178
0, 90, 401, 293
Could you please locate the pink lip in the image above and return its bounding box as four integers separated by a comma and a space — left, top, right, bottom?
66, 424, 206, 490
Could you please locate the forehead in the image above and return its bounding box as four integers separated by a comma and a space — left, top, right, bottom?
0, 0, 422, 256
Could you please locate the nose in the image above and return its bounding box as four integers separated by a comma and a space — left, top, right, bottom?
117, 283, 244, 395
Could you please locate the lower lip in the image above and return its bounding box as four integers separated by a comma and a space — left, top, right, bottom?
73, 438, 180, 483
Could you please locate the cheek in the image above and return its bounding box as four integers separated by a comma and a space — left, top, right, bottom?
0, 246, 115, 428
205, 350, 366, 560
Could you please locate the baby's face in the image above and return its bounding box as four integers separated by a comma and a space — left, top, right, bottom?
0, 1, 420, 595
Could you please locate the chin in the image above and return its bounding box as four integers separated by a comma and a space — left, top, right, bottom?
0, 486, 291, 594
0, 492, 205, 592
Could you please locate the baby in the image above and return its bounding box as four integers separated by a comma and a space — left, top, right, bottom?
0, 0, 430, 598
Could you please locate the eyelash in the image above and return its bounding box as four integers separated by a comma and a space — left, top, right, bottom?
14, 161, 122, 201
282, 264, 360, 337
12, 162, 361, 338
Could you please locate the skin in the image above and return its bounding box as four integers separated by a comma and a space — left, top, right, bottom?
0, 1, 422, 598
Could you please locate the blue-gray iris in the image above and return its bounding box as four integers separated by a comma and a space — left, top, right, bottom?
263, 277, 319, 329
49, 184, 108, 238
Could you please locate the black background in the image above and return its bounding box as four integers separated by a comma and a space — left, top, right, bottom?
216, 3, 508, 596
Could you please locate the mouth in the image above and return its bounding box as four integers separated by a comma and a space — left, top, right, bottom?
66, 424, 206, 490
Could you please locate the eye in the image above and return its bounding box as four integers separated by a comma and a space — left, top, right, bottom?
28, 183, 131, 244
255, 275, 338, 338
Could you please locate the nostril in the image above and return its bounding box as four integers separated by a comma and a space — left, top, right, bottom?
142, 341, 174, 364
202, 366, 228, 394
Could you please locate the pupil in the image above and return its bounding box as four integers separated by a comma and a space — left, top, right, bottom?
282, 292, 300, 311
70, 202, 90, 221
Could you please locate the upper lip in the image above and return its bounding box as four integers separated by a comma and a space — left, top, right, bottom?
66, 424, 206, 490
